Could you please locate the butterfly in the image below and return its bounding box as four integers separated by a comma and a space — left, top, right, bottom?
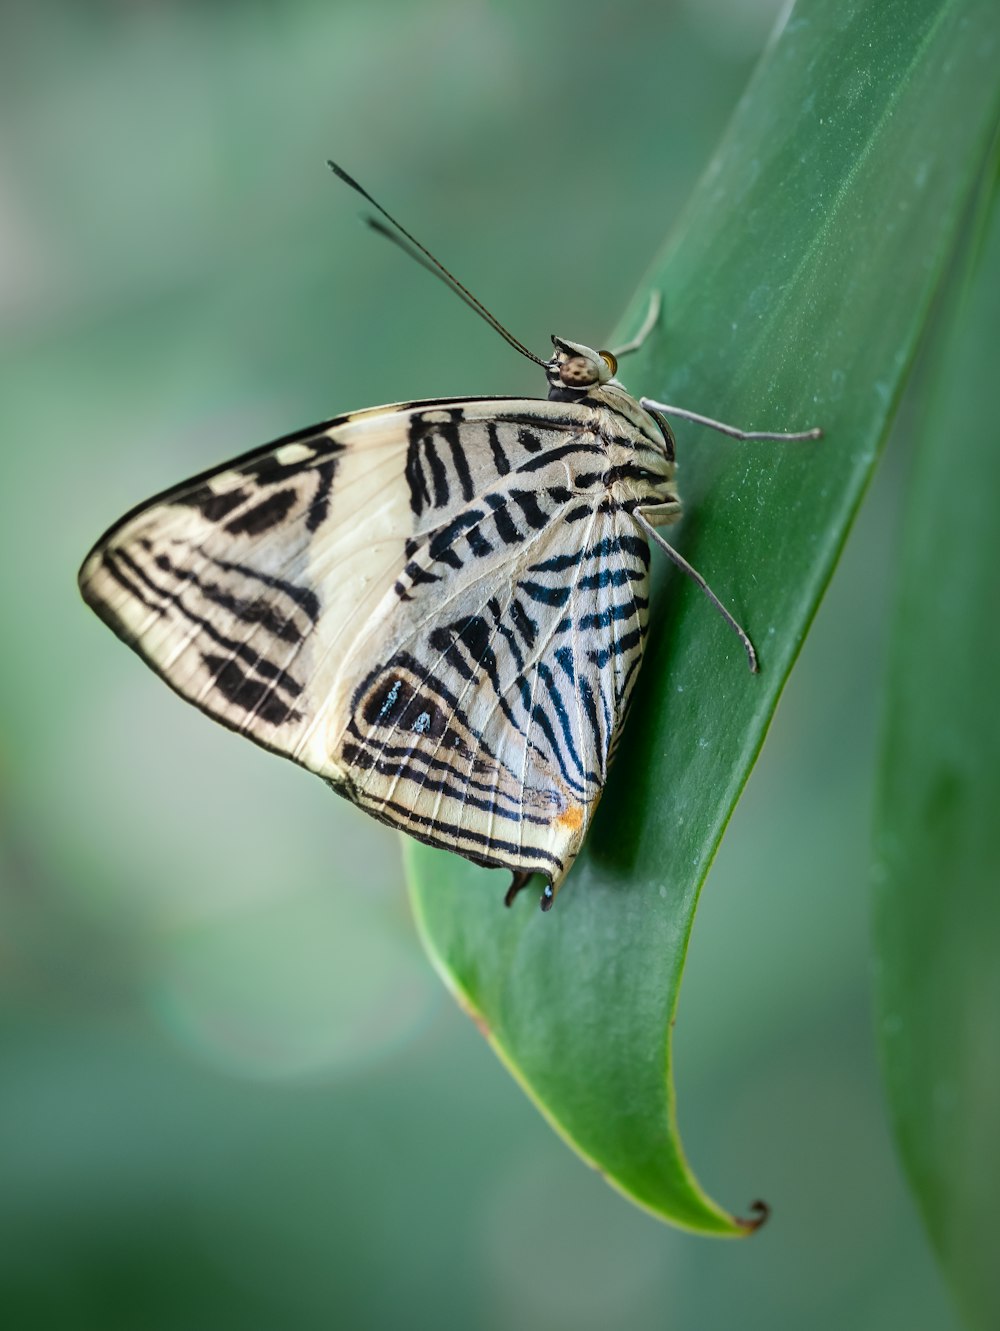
78, 164, 821, 910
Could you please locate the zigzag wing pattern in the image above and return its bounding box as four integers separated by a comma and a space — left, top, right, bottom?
79, 395, 653, 895
335, 502, 650, 890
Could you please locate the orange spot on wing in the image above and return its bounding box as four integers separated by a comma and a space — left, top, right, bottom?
556, 804, 584, 831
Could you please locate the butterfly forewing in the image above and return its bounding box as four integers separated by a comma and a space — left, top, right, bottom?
79, 396, 655, 892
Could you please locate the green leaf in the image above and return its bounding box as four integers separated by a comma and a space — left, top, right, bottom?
407, 0, 1000, 1232
873, 154, 1000, 1326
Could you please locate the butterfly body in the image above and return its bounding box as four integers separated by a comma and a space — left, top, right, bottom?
80, 339, 681, 904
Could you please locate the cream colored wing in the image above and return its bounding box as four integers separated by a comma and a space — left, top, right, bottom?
337, 502, 651, 899
79, 396, 651, 899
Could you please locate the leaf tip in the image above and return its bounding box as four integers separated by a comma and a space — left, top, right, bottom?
736, 1198, 771, 1234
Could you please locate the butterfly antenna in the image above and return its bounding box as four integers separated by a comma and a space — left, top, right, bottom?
328, 161, 546, 368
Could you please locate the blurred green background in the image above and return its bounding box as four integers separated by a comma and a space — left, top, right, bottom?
0, 1, 962, 1327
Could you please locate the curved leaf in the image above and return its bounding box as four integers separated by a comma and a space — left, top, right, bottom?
873, 156, 1000, 1326
408, 0, 1000, 1232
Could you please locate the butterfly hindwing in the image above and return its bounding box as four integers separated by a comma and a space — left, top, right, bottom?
79, 395, 653, 891
335, 498, 650, 888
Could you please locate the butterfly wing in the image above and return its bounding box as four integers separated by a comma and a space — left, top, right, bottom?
79, 396, 651, 894
337, 496, 650, 894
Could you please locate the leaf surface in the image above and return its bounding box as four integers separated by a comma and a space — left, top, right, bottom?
874, 146, 1000, 1324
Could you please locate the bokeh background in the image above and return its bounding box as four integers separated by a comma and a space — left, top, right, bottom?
0, 1, 960, 1327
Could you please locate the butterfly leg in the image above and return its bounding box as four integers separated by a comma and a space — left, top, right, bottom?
504, 871, 533, 906
611, 291, 662, 359
633, 512, 759, 673
640, 396, 822, 442
504, 871, 556, 912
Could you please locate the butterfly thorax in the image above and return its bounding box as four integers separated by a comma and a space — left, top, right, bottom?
546, 336, 681, 525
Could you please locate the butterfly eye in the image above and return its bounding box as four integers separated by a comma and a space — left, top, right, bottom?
599, 351, 618, 376
559, 356, 600, 387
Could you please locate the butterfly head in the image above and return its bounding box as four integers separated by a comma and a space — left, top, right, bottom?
546, 337, 618, 396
